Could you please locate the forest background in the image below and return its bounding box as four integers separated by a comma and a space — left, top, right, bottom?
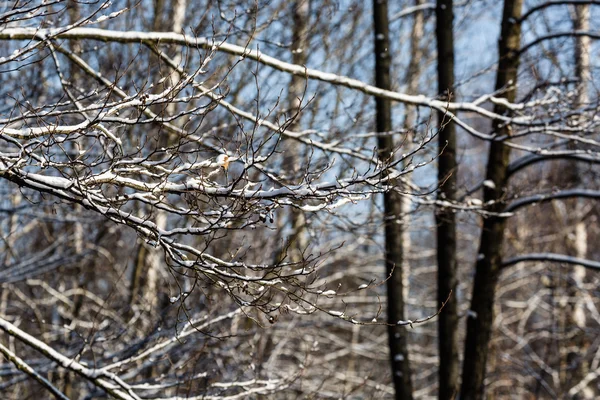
1, 0, 600, 399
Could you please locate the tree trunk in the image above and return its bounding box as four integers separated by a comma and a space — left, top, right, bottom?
570, 1, 590, 292
284, 0, 310, 263
435, 1, 459, 398
401, 0, 425, 307
373, 1, 413, 399
129, 0, 187, 314
459, 1, 523, 399
563, 4, 592, 397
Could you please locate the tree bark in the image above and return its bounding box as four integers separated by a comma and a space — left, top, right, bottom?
563, 4, 592, 397
401, 0, 425, 305
460, 1, 523, 399
284, 0, 310, 263
435, 1, 459, 398
129, 0, 187, 314
373, 1, 413, 399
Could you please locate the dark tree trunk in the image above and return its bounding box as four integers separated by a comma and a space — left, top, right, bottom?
459, 1, 523, 399
435, 1, 459, 399
373, 1, 413, 399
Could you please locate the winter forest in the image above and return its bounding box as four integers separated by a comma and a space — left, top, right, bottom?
1, 0, 600, 398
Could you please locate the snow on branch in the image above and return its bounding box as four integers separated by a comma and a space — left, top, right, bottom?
0, 317, 138, 400
0, 342, 69, 400
0, 27, 546, 139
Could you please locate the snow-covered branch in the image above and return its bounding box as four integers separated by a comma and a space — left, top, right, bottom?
0, 27, 546, 138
